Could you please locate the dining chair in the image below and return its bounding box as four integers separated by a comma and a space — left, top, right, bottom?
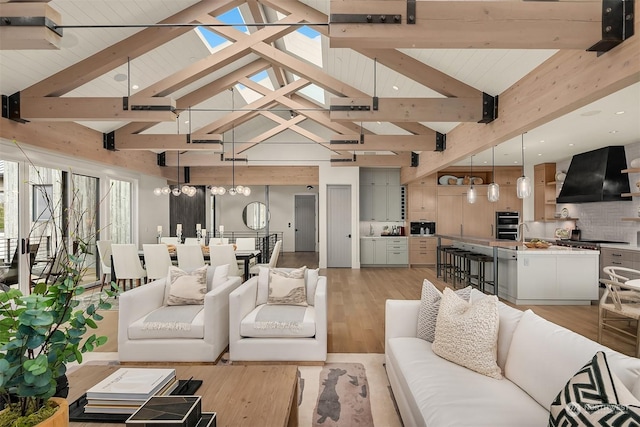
96, 240, 112, 291
160, 237, 180, 245
142, 243, 173, 281
598, 277, 640, 357
235, 238, 256, 251
184, 237, 201, 246
176, 244, 206, 271
249, 240, 282, 276
111, 244, 147, 291
209, 244, 240, 278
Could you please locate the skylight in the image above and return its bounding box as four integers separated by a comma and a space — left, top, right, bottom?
195, 7, 248, 53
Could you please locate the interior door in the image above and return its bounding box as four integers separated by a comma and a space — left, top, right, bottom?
294, 194, 316, 252
327, 185, 351, 268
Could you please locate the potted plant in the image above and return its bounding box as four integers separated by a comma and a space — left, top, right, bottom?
0, 151, 116, 426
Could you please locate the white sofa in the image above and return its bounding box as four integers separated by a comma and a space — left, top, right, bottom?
385, 289, 640, 427
228, 271, 327, 362
118, 268, 242, 362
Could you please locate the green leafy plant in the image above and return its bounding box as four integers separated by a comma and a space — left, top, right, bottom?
0, 145, 117, 426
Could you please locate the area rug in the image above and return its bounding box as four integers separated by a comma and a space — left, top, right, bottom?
74, 289, 119, 311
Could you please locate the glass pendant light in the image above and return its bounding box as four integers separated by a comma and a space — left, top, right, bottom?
517, 133, 532, 199
467, 155, 477, 204
487, 145, 500, 202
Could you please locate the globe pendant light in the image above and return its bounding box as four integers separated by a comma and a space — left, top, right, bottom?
467, 155, 477, 204
516, 133, 531, 199
154, 117, 196, 197
487, 145, 500, 202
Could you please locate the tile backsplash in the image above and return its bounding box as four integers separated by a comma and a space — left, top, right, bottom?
529, 141, 640, 246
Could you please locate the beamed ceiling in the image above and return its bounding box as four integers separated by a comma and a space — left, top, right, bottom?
0, 0, 638, 186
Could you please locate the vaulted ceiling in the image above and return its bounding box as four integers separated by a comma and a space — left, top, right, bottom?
1, 0, 638, 184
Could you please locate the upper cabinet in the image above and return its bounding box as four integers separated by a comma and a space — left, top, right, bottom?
360, 168, 405, 221
408, 174, 437, 222
493, 167, 523, 212
534, 163, 557, 221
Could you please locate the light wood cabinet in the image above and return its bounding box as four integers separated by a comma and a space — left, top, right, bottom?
408, 175, 437, 222
493, 167, 521, 186
534, 163, 557, 221
436, 186, 493, 238
409, 237, 437, 266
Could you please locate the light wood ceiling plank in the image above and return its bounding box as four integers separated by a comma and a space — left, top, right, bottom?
22, 0, 243, 97
329, 1, 602, 49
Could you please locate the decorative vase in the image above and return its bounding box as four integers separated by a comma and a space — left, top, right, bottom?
35, 397, 69, 427
631, 158, 640, 169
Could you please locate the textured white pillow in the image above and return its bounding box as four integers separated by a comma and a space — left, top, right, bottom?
268, 266, 308, 306
417, 280, 471, 342
166, 265, 208, 306
432, 288, 502, 379
206, 264, 229, 291
305, 268, 319, 306
257, 266, 270, 305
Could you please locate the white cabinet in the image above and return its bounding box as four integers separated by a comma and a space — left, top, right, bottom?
360, 168, 404, 221
360, 237, 408, 266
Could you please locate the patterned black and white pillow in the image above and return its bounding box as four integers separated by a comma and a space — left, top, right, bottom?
416, 280, 471, 342
549, 351, 640, 426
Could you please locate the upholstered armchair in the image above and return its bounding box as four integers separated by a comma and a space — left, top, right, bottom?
118, 265, 242, 362
228, 267, 327, 362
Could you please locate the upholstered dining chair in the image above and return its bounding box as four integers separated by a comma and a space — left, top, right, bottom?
176, 244, 206, 271
209, 244, 240, 278
96, 240, 112, 291
142, 243, 173, 281
249, 240, 282, 276
160, 237, 180, 245
235, 238, 256, 251
184, 238, 201, 245
111, 244, 147, 290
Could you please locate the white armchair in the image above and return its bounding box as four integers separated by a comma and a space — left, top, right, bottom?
229, 268, 327, 362
118, 266, 242, 362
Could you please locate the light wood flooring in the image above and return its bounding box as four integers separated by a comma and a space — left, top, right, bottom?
91, 252, 634, 357
278, 252, 633, 357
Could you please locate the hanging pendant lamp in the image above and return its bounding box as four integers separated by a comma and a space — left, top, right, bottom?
516, 133, 532, 199
154, 116, 196, 197
487, 145, 500, 202
467, 155, 477, 204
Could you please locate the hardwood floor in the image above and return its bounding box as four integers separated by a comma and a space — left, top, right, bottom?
279, 252, 634, 357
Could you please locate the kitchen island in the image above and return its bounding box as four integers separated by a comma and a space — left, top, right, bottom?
437, 234, 599, 305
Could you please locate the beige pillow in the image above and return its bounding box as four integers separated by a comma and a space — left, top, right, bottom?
166, 265, 207, 306
432, 288, 502, 379
268, 266, 308, 306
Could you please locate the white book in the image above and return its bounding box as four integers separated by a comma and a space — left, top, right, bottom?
86, 368, 176, 400
86, 377, 179, 406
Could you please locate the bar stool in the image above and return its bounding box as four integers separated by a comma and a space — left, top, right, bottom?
467, 253, 495, 293
450, 250, 473, 289
441, 247, 462, 283
437, 245, 454, 278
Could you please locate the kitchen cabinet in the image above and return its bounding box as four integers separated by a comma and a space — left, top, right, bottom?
492, 167, 522, 212
493, 167, 521, 186
360, 237, 408, 266
409, 237, 437, 266
599, 247, 640, 280
436, 186, 493, 238
408, 175, 437, 222
534, 163, 557, 221
360, 168, 404, 221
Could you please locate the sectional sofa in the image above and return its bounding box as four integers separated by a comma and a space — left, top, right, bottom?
385, 289, 640, 426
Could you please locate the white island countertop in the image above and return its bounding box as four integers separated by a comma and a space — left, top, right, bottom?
511, 245, 599, 255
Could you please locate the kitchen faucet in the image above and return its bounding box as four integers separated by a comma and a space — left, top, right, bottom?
517, 221, 530, 243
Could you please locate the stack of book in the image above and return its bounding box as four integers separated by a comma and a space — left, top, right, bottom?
84, 368, 178, 415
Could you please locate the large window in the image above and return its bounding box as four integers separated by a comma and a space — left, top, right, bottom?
109, 179, 132, 243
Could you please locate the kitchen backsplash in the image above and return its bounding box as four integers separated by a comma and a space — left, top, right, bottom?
528, 141, 640, 245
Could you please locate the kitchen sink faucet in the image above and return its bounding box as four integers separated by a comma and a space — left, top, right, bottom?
517, 221, 530, 243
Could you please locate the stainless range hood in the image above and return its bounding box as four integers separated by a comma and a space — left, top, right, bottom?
556, 146, 631, 204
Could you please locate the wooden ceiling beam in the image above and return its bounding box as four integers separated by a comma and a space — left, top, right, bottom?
116, 134, 223, 151
22, 0, 243, 97
0, 2, 61, 49
331, 152, 412, 167
234, 113, 306, 155
330, 96, 484, 122
330, 134, 436, 151
188, 165, 319, 185
19, 96, 177, 122
329, 0, 602, 49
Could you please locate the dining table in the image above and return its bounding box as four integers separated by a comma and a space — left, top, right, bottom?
624, 279, 640, 291
110, 248, 261, 285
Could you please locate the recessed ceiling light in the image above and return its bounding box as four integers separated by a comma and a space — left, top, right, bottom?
184, 120, 190, 124
538, 153, 542, 156
513, 161, 519, 164
376, 121, 381, 125
580, 110, 601, 117
615, 111, 625, 115
114, 73, 127, 82
392, 85, 399, 91
131, 84, 139, 90
539, 140, 545, 143
610, 130, 619, 134
483, 161, 488, 164
569, 143, 575, 146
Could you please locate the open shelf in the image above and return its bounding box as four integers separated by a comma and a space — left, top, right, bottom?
622, 168, 640, 173
541, 217, 579, 222
621, 218, 640, 222
622, 192, 640, 197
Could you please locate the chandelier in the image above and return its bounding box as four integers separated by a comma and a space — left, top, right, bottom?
210, 88, 251, 197
154, 117, 197, 197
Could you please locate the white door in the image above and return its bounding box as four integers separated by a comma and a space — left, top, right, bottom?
327, 185, 351, 268
295, 194, 316, 252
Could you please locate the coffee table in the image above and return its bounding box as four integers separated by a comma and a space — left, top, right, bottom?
67, 365, 298, 427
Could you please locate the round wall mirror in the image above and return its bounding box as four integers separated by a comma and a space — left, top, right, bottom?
243, 202, 269, 230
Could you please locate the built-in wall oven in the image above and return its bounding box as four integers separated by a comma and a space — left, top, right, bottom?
410, 221, 436, 236
495, 211, 520, 240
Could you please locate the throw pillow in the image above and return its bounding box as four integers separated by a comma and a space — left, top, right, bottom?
268, 266, 308, 306
166, 265, 208, 306
416, 280, 471, 342
432, 288, 502, 379
206, 264, 229, 291
549, 351, 640, 426
257, 266, 270, 305
305, 268, 320, 306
